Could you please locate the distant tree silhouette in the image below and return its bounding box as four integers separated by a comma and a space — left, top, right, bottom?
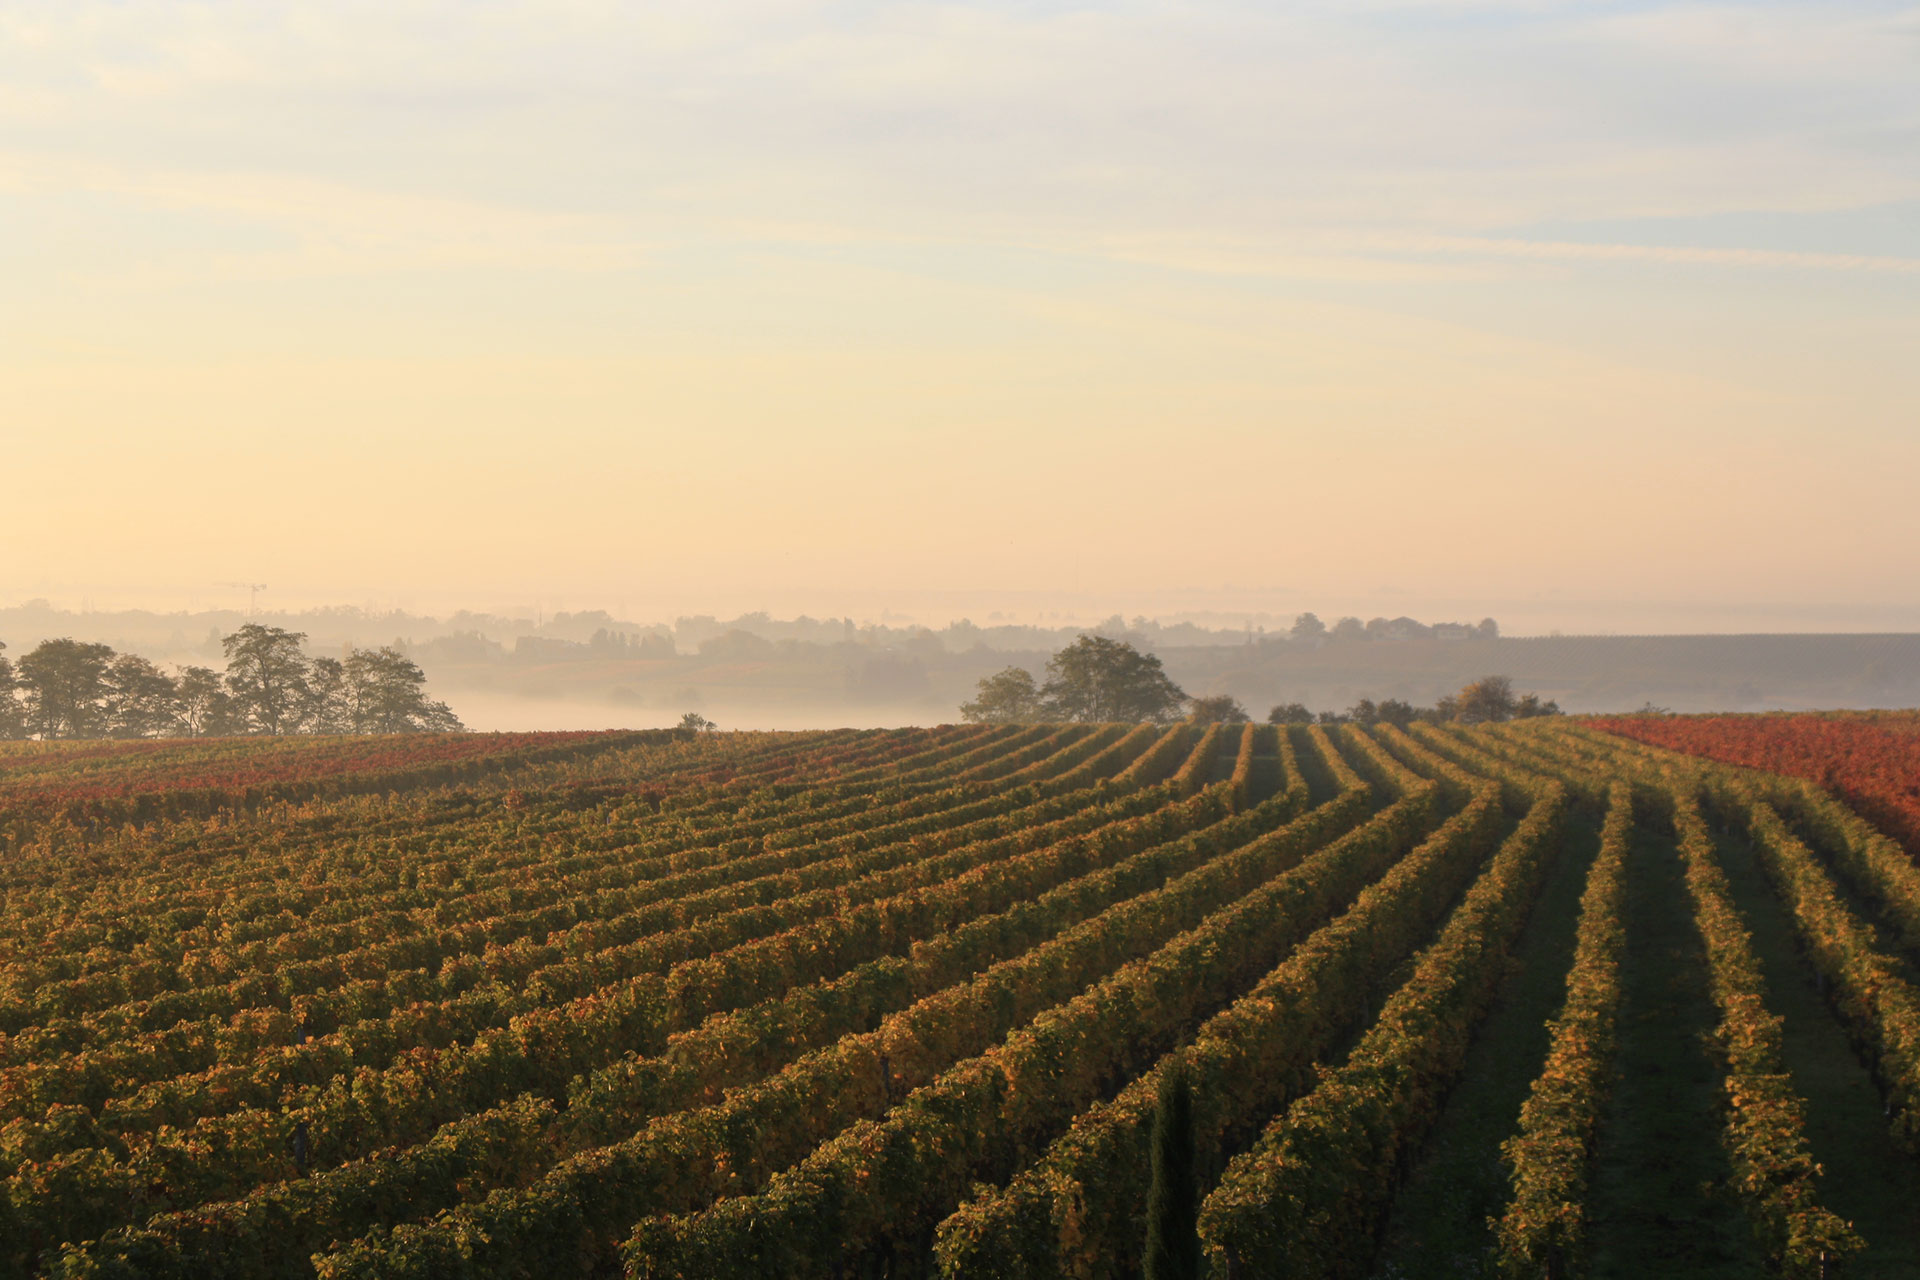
1329, 616, 1367, 643
1041, 636, 1187, 724
1187, 694, 1250, 725
1289, 612, 1327, 642
960, 667, 1043, 723
15, 638, 114, 739
174, 666, 233, 737
104, 653, 183, 738
0, 628, 463, 740
303, 657, 355, 734
0, 642, 23, 740
1376, 697, 1420, 728
1267, 702, 1315, 725
1457, 675, 1518, 724
345, 647, 463, 733
223, 624, 312, 735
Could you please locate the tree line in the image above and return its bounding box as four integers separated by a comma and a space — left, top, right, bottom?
1264, 675, 1560, 727
962, 637, 1558, 727
0, 624, 463, 740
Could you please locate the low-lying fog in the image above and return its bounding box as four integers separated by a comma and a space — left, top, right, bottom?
444, 691, 945, 734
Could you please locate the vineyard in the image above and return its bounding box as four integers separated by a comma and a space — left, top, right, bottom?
1594, 712, 1920, 860
2, 717, 1919, 1277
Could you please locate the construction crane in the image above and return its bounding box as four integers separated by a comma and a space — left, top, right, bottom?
221, 582, 268, 617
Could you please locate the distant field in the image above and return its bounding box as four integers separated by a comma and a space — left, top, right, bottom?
1596, 712, 1920, 855
0, 732, 616, 808
3, 718, 1918, 1277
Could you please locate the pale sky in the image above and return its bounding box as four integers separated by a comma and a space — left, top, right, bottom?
5, 1, 1918, 632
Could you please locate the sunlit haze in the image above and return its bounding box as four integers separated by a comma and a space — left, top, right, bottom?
6, 2, 1918, 633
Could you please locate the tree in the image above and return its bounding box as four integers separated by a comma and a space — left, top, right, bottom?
102, 653, 181, 738
16, 638, 114, 738
1514, 692, 1562, 718
1267, 702, 1314, 725
343, 647, 464, 733
0, 631, 460, 740
1328, 616, 1367, 643
1041, 636, 1186, 724
1347, 697, 1379, 724
1144, 1064, 1201, 1280
0, 642, 23, 740
960, 667, 1043, 723
1289, 612, 1326, 642
1376, 697, 1420, 728
303, 657, 355, 733
698, 629, 774, 661
175, 666, 233, 737
678, 711, 717, 732
1186, 694, 1250, 725
223, 624, 312, 735
1456, 675, 1517, 725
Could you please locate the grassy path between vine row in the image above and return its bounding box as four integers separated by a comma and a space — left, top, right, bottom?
1585, 823, 1763, 1280
1288, 727, 1341, 809
1712, 828, 1920, 1276
1366, 808, 1599, 1278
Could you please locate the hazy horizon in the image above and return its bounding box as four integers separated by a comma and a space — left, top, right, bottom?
8, 588, 1920, 641
8, 595, 1920, 732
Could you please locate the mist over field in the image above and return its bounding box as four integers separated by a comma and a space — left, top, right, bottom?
6, 597, 1917, 732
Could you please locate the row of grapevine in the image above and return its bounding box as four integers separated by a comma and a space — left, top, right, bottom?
1737, 800, 1920, 1153
1510, 723, 1900, 1274
620, 775, 1443, 1278
1167, 724, 1225, 796
15, 716, 1916, 1278
930, 784, 1506, 1278
1111, 725, 1198, 789
8, 776, 1230, 1244
1414, 723, 1562, 808
1227, 722, 1260, 807
0, 729, 673, 837
1665, 787, 1861, 1274
300, 749, 1383, 1279
1593, 713, 1920, 856
2, 727, 1123, 1052
44, 744, 1338, 1277
0, 739, 1029, 1036
1196, 783, 1566, 1277
2, 760, 1165, 1131
1492, 780, 1633, 1276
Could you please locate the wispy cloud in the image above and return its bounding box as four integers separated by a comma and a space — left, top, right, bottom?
4, 1, 1918, 616
1400, 233, 1920, 275
3, 0, 1914, 239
